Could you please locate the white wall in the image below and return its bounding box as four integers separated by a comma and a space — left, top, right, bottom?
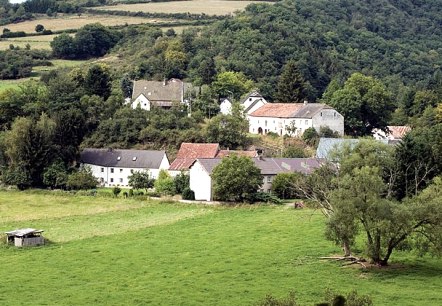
245, 99, 266, 115
132, 94, 151, 111
248, 116, 312, 136
189, 162, 212, 201
220, 99, 232, 115
312, 109, 344, 135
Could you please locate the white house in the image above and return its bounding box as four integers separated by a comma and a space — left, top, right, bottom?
80, 148, 170, 187
248, 102, 344, 136
189, 157, 323, 201
372, 126, 411, 142
129, 78, 197, 111
219, 90, 268, 115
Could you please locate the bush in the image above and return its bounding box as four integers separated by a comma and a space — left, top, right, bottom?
112, 187, 121, 197
182, 187, 195, 200
174, 172, 190, 194
154, 170, 176, 196
253, 192, 282, 204
271, 172, 304, 199
66, 167, 98, 190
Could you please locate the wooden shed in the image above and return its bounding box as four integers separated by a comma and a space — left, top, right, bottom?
5, 228, 45, 247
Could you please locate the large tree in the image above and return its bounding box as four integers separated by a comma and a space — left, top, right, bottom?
206, 110, 251, 149
327, 73, 395, 136
275, 60, 308, 102
212, 155, 262, 202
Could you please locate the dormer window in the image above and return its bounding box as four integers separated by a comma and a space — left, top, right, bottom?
132, 157, 137, 161
249, 98, 252, 101
117, 156, 121, 161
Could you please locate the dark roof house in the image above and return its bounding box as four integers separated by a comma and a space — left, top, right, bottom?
81, 148, 168, 169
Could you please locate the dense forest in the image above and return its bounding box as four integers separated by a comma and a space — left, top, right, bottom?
113, 0, 442, 102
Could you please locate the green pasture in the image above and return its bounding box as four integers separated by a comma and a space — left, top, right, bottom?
0, 190, 441, 305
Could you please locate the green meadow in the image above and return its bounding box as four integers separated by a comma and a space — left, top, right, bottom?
0, 190, 441, 305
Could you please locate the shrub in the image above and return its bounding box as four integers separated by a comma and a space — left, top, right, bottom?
112, 187, 121, 197
154, 170, 176, 196
66, 167, 97, 190
182, 187, 195, 200
173, 172, 190, 194
253, 192, 282, 204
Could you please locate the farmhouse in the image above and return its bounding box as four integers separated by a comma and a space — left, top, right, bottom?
219, 90, 268, 115
80, 148, 169, 187
130, 78, 197, 111
372, 125, 411, 143
169, 142, 257, 174
248, 101, 344, 136
189, 157, 323, 201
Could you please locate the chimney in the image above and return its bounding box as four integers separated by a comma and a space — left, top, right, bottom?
303, 99, 308, 105
163, 78, 167, 86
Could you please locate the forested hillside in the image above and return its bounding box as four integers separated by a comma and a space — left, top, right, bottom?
114, 0, 442, 101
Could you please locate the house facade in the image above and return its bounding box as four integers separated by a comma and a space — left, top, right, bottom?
248, 102, 344, 136
130, 78, 196, 111
189, 157, 323, 201
219, 91, 268, 115
80, 148, 169, 187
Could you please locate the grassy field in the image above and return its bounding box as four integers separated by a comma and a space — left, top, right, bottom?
95, 0, 271, 15
0, 14, 167, 34
0, 190, 441, 305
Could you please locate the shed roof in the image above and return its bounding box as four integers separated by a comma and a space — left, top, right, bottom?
5, 228, 43, 237
81, 148, 167, 169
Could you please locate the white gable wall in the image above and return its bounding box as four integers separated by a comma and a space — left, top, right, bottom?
189, 161, 212, 201
132, 94, 151, 111
312, 109, 344, 135
244, 99, 267, 115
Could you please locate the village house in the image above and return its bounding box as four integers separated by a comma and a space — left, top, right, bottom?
80, 148, 169, 187
129, 78, 197, 111
219, 90, 268, 115
372, 126, 411, 144
248, 101, 344, 136
169, 142, 257, 175
189, 157, 324, 201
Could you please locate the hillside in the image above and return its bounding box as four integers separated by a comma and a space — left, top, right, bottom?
113, 0, 442, 100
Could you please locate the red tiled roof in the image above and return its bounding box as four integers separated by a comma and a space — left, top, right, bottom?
216, 150, 258, 158
249, 103, 304, 118
388, 126, 411, 139
169, 143, 219, 170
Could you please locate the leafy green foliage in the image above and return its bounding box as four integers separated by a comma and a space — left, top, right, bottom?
128, 171, 154, 191
173, 172, 190, 194
212, 155, 262, 202
275, 60, 309, 102
51, 23, 120, 59
206, 112, 251, 149
154, 169, 176, 196
112, 187, 121, 197
43, 161, 68, 189
327, 73, 394, 136
181, 187, 195, 200
282, 146, 306, 158
66, 167, 97, 190
271, 172, 304, 199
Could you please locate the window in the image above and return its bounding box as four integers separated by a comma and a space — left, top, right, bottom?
265, 120, 267, 127
119, 178, 123, 183
120, 169, 123, 173
132, 157, 137, 161
267, 176, 272, 183
110, 168, 114, 173
117, 156, 121, 161
320, 112, 323, 116
110, 178, 114, 183
101, 167, 104, 173
130, 169, 134, 174
305, 120, 308, 125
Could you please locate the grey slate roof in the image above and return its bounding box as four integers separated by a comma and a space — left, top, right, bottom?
131, 78, 196, 103
195, 157, 323, 175
81, 148, 167, 169
294, 103, 333, 118
316, 138, 390, 159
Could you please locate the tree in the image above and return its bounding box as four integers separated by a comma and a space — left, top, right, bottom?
35, 24, 45, 33
66, 167, 97, 190
211, 71, 253, 100
50, 33, 77, 59
173, 171, 190, 194
120, 73, 133, 98
206, 112, 251, 149
84, 64, 112, 100
328, 73, 394, 136
154, 169, 176, 195
212, 155, 262, 202
271, 172, 304, 199
43, 161, 68, 189
275, 60, 308, 102
128, 171, 154, 191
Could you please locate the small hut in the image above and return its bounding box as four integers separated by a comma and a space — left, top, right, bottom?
5, 228, 44, 247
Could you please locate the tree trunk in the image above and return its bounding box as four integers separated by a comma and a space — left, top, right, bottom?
342, 239, 351, 257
